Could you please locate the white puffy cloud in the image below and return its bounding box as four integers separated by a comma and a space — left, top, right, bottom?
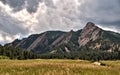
0, 0, 120, 44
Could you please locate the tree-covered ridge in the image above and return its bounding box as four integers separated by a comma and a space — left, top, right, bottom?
4, 22, 120, 60
45, 41, 120, 61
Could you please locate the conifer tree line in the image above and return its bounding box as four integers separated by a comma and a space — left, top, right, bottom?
0, 44, 120, 60
0, 45, 37, 59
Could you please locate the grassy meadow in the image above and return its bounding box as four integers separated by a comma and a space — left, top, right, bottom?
0, 59, 119, 75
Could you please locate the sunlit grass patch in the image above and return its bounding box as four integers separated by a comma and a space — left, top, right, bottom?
0, 59, 119, 75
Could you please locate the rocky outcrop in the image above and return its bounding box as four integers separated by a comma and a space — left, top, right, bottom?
6, 22, 120, 54
27, 32, 47, 50
78, 22, 102, 46
51, 30, 73, 46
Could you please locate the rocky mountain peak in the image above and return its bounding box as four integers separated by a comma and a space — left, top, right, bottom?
78, 22, 102, 46
84, 22, 96, 29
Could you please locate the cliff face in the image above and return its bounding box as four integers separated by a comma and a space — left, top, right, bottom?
79, 22, 102, 46
6, 22, 120, 54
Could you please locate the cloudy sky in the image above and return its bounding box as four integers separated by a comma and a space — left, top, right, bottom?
0, 0, 120, 44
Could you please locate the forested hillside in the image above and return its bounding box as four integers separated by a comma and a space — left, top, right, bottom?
3, 22, 120, 60
0, 45, 37, 59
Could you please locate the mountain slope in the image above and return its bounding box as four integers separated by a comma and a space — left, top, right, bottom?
78, 22, 102, 46
6, 22, 120, 54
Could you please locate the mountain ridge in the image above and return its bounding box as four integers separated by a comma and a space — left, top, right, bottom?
6, 22, 120, 54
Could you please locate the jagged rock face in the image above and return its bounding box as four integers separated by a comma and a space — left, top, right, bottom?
51, 30, 73, 46
79, 22, 102, 46
6, 31, 74, 53
6, 22, 120, 54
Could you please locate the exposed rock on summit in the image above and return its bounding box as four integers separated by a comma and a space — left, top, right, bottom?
79, 22, 102, 46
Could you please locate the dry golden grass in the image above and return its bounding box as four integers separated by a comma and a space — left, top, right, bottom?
0, 59, 119, 75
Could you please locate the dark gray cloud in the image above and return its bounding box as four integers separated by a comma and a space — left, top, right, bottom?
0, 0, 120, 43
78, 0, 120, 28
0, 12, 29, 35
1, 0, 25, 11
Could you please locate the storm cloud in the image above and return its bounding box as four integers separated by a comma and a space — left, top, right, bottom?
0, 0, 120, 44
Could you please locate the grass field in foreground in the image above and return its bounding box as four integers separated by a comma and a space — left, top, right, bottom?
0, 59, 120, 75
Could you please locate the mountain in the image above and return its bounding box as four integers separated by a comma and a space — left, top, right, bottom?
6, 22, 120, 55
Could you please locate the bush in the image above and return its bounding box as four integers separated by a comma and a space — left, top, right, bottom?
0, 56, 9, 59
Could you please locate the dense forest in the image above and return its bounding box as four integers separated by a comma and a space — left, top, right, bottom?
0, 45, 37, 60
38, 46, 120, 61
0, 44, 120, 61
